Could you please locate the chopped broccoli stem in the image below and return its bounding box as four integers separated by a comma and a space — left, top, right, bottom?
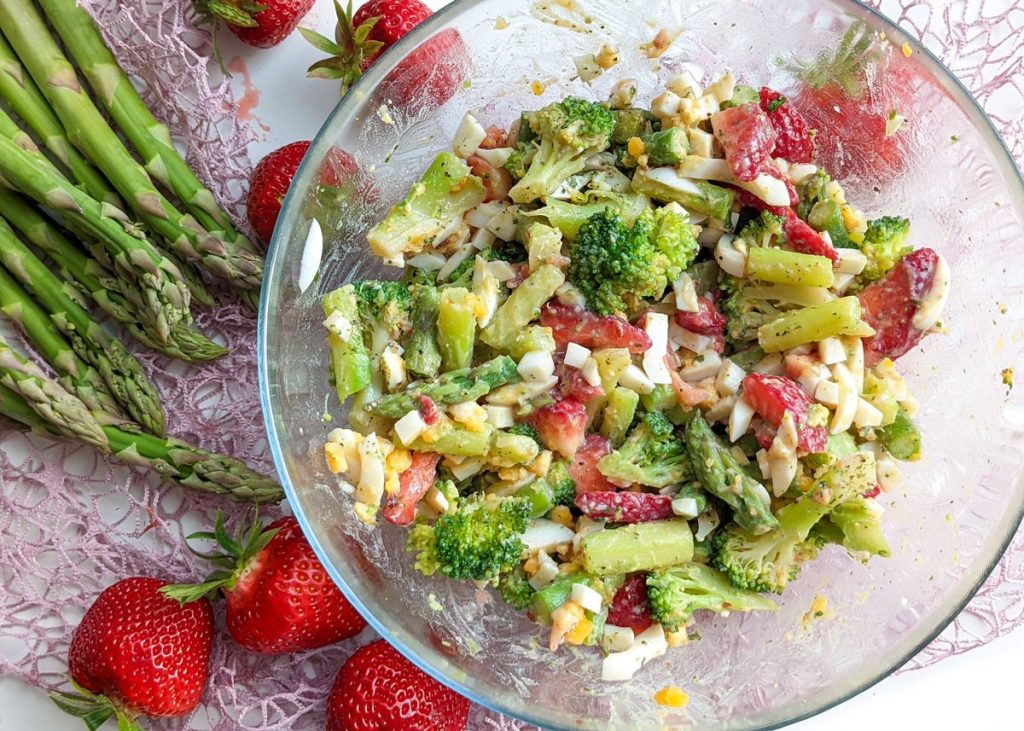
685, 413, 779, 535
367, 152, 485, 264
740, 283, 835, 307
481, 263, 564, 351
515, 478, 555, 518
502, 326, 557, 360
757, 296, 868, 353
746, 247, 835, 288
642, 128, 689, 166
581, 519, 694, 575
597, 411, 691, 488
646, 562, 777, 631
631, 167, 735, 220
490, 431, 541, 466
640, 383, 678, 413
829, 498, 891, 557
877, 407, 921, 461
322, 287, 371, 404
600, 386, 640, 447
404, 419, 495, 456
807, 200, 851, 249
369, 355, 520, 417
437, 287, 477, 371
729, 345, 766, 371
610, 108, 652, 144
525, 193, 651, 240
402, 285, 443, 378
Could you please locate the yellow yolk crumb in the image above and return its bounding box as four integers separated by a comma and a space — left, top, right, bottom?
1002, 368, 1014, 389
324, 443, 347, 474
654, 686, 689, 708
531, 80, 547, 96
627, 136, 646, 157
564, 616, 593, 645
901, 42, 913, 57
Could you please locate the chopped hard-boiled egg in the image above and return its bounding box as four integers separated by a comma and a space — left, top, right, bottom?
728, 397, 755, 442
620, 364, 656, 395
642, 312, 672, 384
601, 625, 636, 653
672, 271, 699, 313
716, 359, 746, 395
380, 342, 407, 391
817, 337, 847, 365
484, 404, 516, 428
450, 401, 488, 432
571, 582, 604, 613
564, 342, 592, 369
452, 112, 487, 158
323, 310, 354, 340
354, 433, 393, 507
394, 409, 429, 445
680, 350, 722, 382
581, 357, 602, 387
528, 550, 561, 590
518, 350, 556, 383
601, 623, 668, 681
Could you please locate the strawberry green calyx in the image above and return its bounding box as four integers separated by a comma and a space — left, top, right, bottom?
300, 0, 385, 94
193, 0, 268, 28
161, 511, 281, 604
50, 680, 145, 731
787, 21, 878, 96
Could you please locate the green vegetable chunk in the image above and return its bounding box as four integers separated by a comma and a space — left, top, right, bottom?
437, 286, 477, 371
829, 498, 892, 557
405, 421, 495, 456
646, 562, 777, 631
597, 411, 691, 488
497, 565, 536, 610
609, 108, 652, 144
859, 216, 911, 282
807, 200, 852, 249
402, 285, 442, 378
525, 193, 651, 240
642, 128, 689, 166
757, 296, 869, 353
481, 264, 564, 350
369, 355, 520, 418
631, 167, 735, 221
877, 407, 921, 461
746, 247, 835, 288
600, 386, 640, 447
322, 287, 371, 404
581, 519, 694, 575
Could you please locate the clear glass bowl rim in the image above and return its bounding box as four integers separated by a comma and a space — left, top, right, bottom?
256, 0, 1024, 727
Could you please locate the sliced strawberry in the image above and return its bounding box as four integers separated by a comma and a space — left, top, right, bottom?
862, 485, 882, 499
759, 87, 815, 163
606, 573, 652, 634
742, 373, 828, 453
468, 154, 513, 202
669, 368, 708, 408
554, 353, 604, 403
479, 126, 508, 150
575, 491, 674, 523
673, 296, 726, 337
418, 395, 440, 425
540, 301, 651, 353
779, 207, 837, 262
752, 417, 776, 450
710, 103, 777, 182
383, 452, 441, 526
531, 399, 587, 459
569, 434, 618, 495
858, 247, 940, 367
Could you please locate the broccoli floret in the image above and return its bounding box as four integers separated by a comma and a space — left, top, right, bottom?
508, 97, 616, 204
646, 562, 777, 631
506, 422, 543, 446
505, 140, 537, 180
546, 459, 576, 506
496, 565, 536, 610
367, 151, 486, 265
795, 170, 831, 221
828, 497, 891, 557
352, 280, 413, 333
597, 411, 692, 488
720, 277, 783, 345
407, 493, 532, 581
737, 210, 786, 249
860, 216, 912, 282
524, 191, 651, 240
712, 452, 876, 593
568, 209, 697, 316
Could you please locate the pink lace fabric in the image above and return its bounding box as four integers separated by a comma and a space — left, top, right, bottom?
0, 0, 1020, 728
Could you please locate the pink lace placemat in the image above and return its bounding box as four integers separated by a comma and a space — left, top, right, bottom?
0, 0, 1021, 728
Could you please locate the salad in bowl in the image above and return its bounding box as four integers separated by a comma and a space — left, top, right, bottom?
317, 65, 949, 682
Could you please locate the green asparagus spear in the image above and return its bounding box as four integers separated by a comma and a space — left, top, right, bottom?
0, 190, 226, 361
0, 3, 263, 295
37, 0, 259, 256
0, 131, 191, 344
0, 334, 108, 450
368, 355, 521, 418
0, 33, 119, 206
437, 287, 476, 371
0, 217, 166, 434
685, 413, 779, 535
401, 285, 442, 379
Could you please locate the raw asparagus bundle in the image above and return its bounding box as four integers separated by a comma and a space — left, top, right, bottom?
0, 190, 228, 362
0, 1, 264, 295
0, 131, 192, 344
0, 340, 283, 503
0, 216, 166, 434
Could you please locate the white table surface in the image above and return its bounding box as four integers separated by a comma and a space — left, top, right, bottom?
1, 1, 1019, 728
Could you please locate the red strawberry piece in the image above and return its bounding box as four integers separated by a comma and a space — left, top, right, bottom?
669, 368, 708, 407
384, 452, 441, 526
54, 577, 212, 728
531, 398, 587, 459
575, 491, 675, 523
742, 373, 828, 453
479, 126, 508, 150
468, 154, 513, 202
554, 352, 604, 403
759, 87, 814, 163
862, 485, 882, 499
247, 140, 310, 247
162, 514, 366, 654
326, 639, 470, 731
540, 300, 651, 353
419, 395, 441, 425
219, 0, 314, 48
606, 573, 653, 635
710, 103, 777, 182
752, 417, 776, 450
779, 207, 837, 262
353, 0, 432, 63
858, 247, 941, 366
569, 433, 618, 495
673, 296, 726, 337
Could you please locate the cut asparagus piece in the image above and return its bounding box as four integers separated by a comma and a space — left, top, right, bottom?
0, 131, 191, 343
437, 286, 476, 371
581, 519, 694, 574
0, 32, 118, 206
481, 264, 564, 352
0, 1, 263, 294
0, 216, 166, 434
757, 296, 869, 353
37, 0, 259, 255
369, 355, 520, 418
0, 334, 108, 450
401, 285, 442, 379
0, 190, 225, 361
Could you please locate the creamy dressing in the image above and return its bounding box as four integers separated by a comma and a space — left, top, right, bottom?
912, 253, 950, 331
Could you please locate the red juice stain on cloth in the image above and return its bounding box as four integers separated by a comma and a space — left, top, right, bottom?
227, 56, 269, 131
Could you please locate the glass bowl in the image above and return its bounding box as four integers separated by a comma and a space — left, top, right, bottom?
258, 0, 1024, 727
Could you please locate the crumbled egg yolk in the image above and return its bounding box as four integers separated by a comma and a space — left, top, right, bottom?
528, 450, 553, 477
353, 502, 377, 526
841, 204, 868, 244
901, 41, 913, 57
450, 401, 488, 432
627, 136, 646, 157
564, 616, 593, 645
1003, 368, 1014, 389
384, 448, 411, 496
654, 686, 689, 708
324, 442, 347, 474
531, 80, 547, 96
665, 628, 689, 647
549, 600, 585, 650
549, 505, 575, 530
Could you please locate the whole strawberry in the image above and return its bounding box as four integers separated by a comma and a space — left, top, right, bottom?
51, 577, 213, 730
164, 512, 367, 654
326, 639, 470, 731
194, 0, 314, 48
247, 140, 310, 246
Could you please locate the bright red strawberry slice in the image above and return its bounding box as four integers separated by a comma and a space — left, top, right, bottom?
384, 452, 441, 526
673, 296, 726, 337
575, 491, 674, 523
326, 639, 470, 731
569, 433, 618, 494
554, 353, 604, 403
606, 573, 653, 635
760, 87, 814, 163
858, 247, 942, 366
779, 207, 837, 262
532, 398, 587, 459
742, 373, 828, 453
540, 301, 651, 353
710, 103, 778, 182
